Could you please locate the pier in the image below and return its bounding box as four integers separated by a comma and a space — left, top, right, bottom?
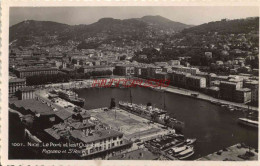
197, 143, 258, 161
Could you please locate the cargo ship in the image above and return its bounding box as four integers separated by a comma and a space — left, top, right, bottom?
118, 89, 184, 131
51, 89, 85, 107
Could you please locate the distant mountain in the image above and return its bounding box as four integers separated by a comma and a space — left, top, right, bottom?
139, 15, 193, 32
9, 20, 70, 42
181, 17, 259, 35
9, 16, 191, 47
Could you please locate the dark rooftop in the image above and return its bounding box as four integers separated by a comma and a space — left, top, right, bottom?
55, 110, 73, 120
9, 99, 54, 115
16, 67, 58, 72
70, 121, 95, 130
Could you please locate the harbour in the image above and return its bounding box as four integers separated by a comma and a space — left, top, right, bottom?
75, 86, 258, 160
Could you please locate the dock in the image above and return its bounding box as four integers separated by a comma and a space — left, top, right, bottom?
197, 143, 258, 161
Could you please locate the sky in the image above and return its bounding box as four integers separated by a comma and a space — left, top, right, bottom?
10, 7, 259, 26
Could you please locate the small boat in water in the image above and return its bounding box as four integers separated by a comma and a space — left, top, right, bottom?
176, 146, 194, 160
172, 145, 187, 154
238, 118, 258, 128
185, 138, 197, 145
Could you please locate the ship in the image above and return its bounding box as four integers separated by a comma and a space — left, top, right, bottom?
51, 89, 85, 107
238, 118, 258, 128
176, 146, 194, 160
238, 104, 258, 128
118, 89, 184, 131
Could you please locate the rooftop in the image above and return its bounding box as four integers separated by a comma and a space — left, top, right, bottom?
9, 99, 54, 115
55, 110, 73, 120
16, 67, 58, 72
70, 121, 95, 130
71, 129, 123, 144
186, 75, 205, 79
236, 88, 251, 92
220, 81, 239, 85
81, 65, 113, 69
9, 78, 26, 83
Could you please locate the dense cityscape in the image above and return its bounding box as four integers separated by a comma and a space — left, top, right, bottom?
9, 12, 259, 161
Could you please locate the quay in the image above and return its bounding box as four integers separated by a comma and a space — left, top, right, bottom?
43, 78, 258, 112
197, 143, 258, 161
163, 86, 258, 112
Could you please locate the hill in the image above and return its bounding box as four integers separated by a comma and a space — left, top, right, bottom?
139, 15, 193, 32
182, 17, 259, 35
9, 16, 191, 47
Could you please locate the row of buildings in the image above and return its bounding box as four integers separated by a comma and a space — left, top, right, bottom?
113, 63, 258, 104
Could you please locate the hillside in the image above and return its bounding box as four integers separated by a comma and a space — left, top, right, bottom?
9, 16, 191, 47
139, 15, 193, 32
182, 17, 259, 35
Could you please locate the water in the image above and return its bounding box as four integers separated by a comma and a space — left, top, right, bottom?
75, 87, 258, 160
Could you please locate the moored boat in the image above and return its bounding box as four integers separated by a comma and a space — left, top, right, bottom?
172, 145, 187, 154
185, 138, 197, 145
238, 118, 258, 128
51, 89, 85, 107
176, 146, 194, 160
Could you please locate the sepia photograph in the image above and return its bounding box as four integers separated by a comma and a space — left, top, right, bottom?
3, 4, 259, 164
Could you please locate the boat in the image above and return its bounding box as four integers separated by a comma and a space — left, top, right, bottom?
172, 145, 187, 154
119, 89, 185, 131
238, 104, 258, 128
176, 146, 194, 160
52, 89, 85, 107
191, 93, 199, 97
238, 118, 258, 128
185, 138, 197, 145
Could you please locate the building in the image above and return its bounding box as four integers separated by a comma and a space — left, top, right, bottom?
9, 99, 63, 129
185, 75, 206, 90
172, 65, 199, 75
17, 87, 36, 100
79, 66, 114, 74
235, 88, 251, 103
14, 67, 58, 78
196, 72, 216, 87
204, 52, 213, 59
219, 81, 242, 101
9, 78, 26, 95
171, 71, 191, 88
244, 80, 259, 104
207, 86, 220, 98
168, 60, 180, 66
134, 65, 149, 78
114, 65, 135, 76
70, 129, 132, 159
154, 72, 169, 81
147, 66, 162, 79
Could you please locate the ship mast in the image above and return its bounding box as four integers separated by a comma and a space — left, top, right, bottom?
163, 91, 166, 110
130, 88, 133, 105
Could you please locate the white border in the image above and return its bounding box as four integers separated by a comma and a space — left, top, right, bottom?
1, 1, 260, 165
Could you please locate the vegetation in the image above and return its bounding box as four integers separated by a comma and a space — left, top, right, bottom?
182, 17, 259, 35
